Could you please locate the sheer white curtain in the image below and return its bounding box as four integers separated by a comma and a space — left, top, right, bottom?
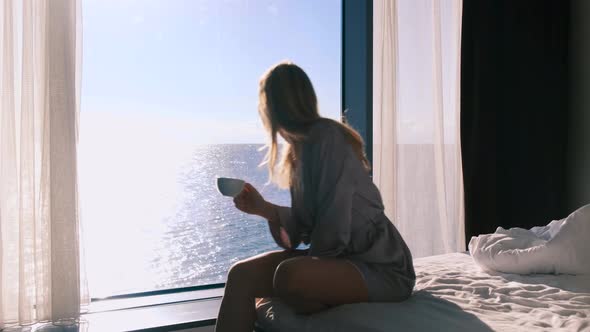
0, 0, 87, 327
373, 0, 465, 258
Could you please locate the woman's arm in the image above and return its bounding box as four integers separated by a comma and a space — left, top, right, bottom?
233, 183, 300, 249
260, 201, 298, 250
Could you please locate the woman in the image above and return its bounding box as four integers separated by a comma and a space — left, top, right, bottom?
215, 62, 415, 332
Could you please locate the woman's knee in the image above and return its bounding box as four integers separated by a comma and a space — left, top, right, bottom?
226, 259, 255, 289
273, 257, 305, 298
273, 258, 330, 314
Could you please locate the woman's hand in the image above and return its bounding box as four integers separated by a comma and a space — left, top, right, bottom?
233, 183, 268, 217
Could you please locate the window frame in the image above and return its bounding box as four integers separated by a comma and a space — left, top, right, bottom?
342, 0, 373, 167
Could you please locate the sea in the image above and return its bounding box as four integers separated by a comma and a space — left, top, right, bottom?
81, 144, 290, 298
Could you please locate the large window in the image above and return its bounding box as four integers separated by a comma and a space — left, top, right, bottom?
80, 0, 341, 298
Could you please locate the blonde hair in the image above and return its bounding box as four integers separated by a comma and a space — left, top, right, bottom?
258, 61, 370, 188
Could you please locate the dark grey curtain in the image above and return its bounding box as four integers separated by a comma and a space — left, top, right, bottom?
460, 0, 572, 246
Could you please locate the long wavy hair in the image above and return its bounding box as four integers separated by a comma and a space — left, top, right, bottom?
258, 61, 370, 188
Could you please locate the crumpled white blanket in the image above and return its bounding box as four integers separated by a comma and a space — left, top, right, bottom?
469, 204, 590, 275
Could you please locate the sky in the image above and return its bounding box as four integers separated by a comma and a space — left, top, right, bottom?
81, 0, 341, 144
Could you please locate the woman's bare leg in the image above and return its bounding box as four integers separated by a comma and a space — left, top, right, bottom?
273, 256, 369, 315
215, 249, 306, 332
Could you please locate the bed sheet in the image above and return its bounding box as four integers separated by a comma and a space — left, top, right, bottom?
255, 252, 590, 331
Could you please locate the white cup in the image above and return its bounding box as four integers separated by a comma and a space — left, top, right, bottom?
216, 177, 245, 197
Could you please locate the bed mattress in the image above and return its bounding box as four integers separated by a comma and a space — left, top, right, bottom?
255, 252, 590, 331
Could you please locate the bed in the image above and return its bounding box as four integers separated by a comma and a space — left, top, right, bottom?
255, 252, 590, 331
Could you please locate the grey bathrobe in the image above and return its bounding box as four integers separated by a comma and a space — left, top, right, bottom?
269, 120, 415, 297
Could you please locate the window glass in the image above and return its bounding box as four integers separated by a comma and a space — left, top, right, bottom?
80, 0, 341, 298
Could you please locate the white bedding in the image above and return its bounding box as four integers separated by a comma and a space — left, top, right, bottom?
256, 253, 590, 332
469, 204, 590, 275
